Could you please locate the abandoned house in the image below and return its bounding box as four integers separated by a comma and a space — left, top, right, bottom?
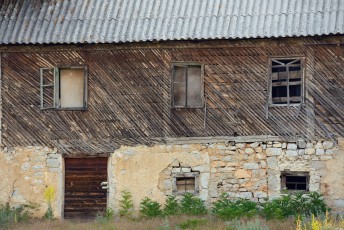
0, 0, 344, 219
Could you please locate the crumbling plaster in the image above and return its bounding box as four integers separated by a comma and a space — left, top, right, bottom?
1, 139, 343, 218
0, 146, 63, 218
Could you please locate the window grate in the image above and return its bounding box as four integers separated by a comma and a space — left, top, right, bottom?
176, 177, 196, 193
269, 58, 303, 106
281, 171, 309, 191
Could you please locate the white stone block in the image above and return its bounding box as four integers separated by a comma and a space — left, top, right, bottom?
266, 148, 282, 156
325, 150, 333, 155
267, 157, 278, 169
322, 141, 334, 150
250, 142, 260, 148
298, 150, 305, 155
245, 148, 255, 154
237, 192, 253, 199
306, 142, 314, 148
244, 163, 259, 170
316, 149, 325, 155
172, 168, 180, 173
222, 156, 232, 161
273, 143, 282, 148
200, 173, 210, 189
287, 143, 297, 150
254, 191, 267, 198
181, 167, 191, 173
315, 142, 323, 149
286, 150, 298, 157
309, 183, 320, 192
305, 148, 315, 155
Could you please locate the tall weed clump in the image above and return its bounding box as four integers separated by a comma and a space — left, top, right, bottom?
262, 192, 328, 220
180, 193, 207, 216
0, 203, 30, 228
140, 197, 163, 218
212, 193, 258, 220
163, 196, 180, 216
119, 190, 134, 218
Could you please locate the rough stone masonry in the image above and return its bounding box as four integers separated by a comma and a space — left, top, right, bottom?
0, 139, 344, 218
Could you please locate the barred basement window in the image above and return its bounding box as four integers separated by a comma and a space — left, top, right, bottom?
171, 63, 204, 108
269, 58, 304, 105
172, 172, 199, 194
281, 171, 309, 191
40, 66, 88, 110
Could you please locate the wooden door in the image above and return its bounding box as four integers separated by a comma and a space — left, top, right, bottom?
64, 158, 108, 219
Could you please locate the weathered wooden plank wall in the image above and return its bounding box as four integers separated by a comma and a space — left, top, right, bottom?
1, 38, 343, 154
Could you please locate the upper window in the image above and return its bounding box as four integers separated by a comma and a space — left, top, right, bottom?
171, 63, 204, 108
269, 58, 303, 105
40, 66, 87, 110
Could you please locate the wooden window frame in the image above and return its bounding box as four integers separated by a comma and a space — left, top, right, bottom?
172, 172, 200, 195
267, 57, 305, 107
40, 66, 88, 110
171, 62, 204, 108
280, 171, 310, 192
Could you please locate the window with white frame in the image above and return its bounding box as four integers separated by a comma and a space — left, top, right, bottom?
40, 66, 87, 110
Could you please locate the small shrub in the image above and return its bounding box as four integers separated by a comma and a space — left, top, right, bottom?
180, 193, 207, 216
163, 196, 180, 216
119, 190, 134, 218
262, 192, 329, 220
0, 203, 30, 228
306, 192, 328, 216
262, 193, 293, 219
178, 219, 208, 229
140, 197, 163, 218
212, 193, 258, 220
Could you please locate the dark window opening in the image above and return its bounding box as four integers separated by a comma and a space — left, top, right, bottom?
172, 63, 203, 108
270, 58, 303, 105
281, 171, 309, 191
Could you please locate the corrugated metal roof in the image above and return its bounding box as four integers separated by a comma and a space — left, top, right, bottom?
0, 0, 343, 44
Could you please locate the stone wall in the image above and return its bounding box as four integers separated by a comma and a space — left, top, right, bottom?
109, 140, 344, 214
1, 139, 343, 218
0, 146, 63, 218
